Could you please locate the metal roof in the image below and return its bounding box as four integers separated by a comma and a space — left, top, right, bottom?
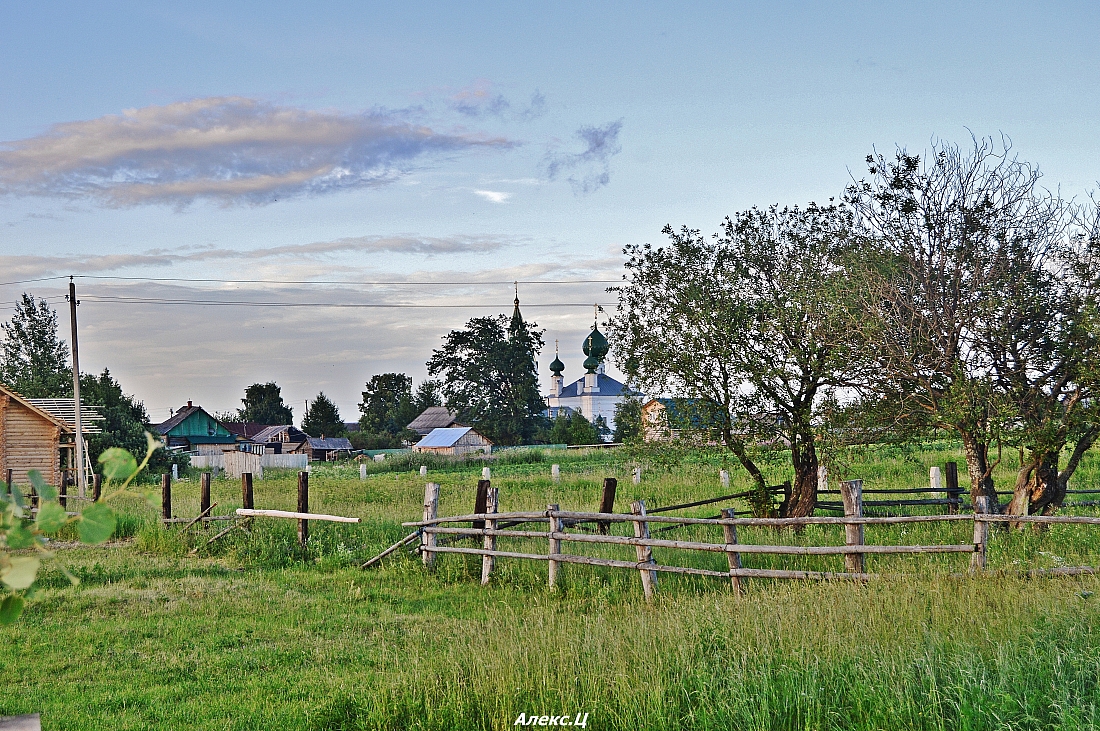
551, 373, 635, 398
415, 426, 474, 448
307, 437, 353, 450
252, 424, 307, 443
27, 399, 105, 433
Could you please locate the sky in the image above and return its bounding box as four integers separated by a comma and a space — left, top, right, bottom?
2, 1, 1099, 424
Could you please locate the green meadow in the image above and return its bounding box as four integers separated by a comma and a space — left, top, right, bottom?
5, 444, 1100, 730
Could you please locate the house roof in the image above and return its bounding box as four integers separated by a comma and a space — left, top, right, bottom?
307, 437, 353, 450
251, 424, 306, 443
406, 406, 459, 434
0, 383, 73, 432
415, 426, 478, 448
154, 405, 202, 434
223, 422, 270, 438
552, 373, 636, 399
27, 399, 105, 433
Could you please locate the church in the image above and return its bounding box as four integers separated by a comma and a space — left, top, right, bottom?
544, 318, 636, 437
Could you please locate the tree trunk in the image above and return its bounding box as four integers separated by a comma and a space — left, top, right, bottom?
723, 428, 772, 517
1007, 450, 1059, 523
784, 431, 818, 518
961, 432, 1000, 512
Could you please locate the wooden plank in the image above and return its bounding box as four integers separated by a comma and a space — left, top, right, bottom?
422, 482, 440, 569
297, 471, 309, 546
361, 530, 421, 569
235, 508, 360, 523
970, 495, 991, 573
598, 478, 616, 534
182, 502, 218, 532
200, 471, 211, 517
161, 473, 171, 521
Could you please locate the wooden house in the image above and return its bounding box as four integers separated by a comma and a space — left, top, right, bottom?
0, 383, 73, 489
306, 436, 354, 461
250, 425, 309, 454
413, 426, 492, 456
406, 406, 461, 436
154, 401, 237, 454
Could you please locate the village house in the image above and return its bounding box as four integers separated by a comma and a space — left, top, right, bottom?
306, 436, 354, 461
154, 401, 236, 454
249, 424, 310, 454
406, 406, 461, 436
0, 383, 103, 489
413, 426, 492, 456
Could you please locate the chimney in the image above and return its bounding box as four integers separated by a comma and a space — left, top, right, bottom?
187, 400, 193, 408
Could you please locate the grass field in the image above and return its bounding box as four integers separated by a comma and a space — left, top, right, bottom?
5, 443, 1100, 730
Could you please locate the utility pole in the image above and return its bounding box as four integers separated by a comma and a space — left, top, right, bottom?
68, 277, 86, 497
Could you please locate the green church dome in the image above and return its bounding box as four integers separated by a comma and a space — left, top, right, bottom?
582, 326, 609, 360
583, 354, 601, 374
550, 355, 565, 376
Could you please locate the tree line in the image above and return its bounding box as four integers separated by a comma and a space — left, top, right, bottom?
610, 137, 1100, 518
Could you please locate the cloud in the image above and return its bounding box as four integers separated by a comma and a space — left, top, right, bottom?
544, 120, 623, 195
474, 190, 511, 203
0, 235, 511, 279
448, 82, 546, 121
0, 97, 514, 207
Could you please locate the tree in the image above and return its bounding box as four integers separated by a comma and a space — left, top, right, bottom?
0, 294, 70, 398
81, 368, 183, 475
413, 379, 443, 413
237, 382, 293, 425
548, 410, 599, 446
302, 392, 345, 437
845, 137, 1074, 511
358, 373, 416, 435
612, 395, 642, 443
427, 314, 546, 446
610, 203, 857, 516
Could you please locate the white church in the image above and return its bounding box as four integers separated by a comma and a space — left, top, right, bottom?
544, 321, 636, 435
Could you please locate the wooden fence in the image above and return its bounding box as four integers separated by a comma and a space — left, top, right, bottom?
399, 480, 1099, 600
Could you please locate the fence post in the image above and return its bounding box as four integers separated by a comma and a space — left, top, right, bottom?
421, 482, 440, 568
552, 464, 560, 483
720, 508, 743, 595
297, 471, 309, 547
720, 469, 730, 489
548, 503, 561, 590
817, 464, 828, 494
839, 479, 865, 573
360, 464, 367, 480
945, 462, 961, 514
482, 467, 491, 481
632, 466, 642, 485
598, 477, 617, 535
481, 487, 499, 585
970, 495, 991, 573
200, 471, 212, 519
241, 472, 254, 510
420, 466, 427, 477
473, 479, 489, 530
92, 473, 102, 502
160, 473, 172, 522
59, 473, 68, 510
172, 463, 179, 482
631, 500, 657, 601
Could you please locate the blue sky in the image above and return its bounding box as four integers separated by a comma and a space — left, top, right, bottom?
2, 1, 1099, 422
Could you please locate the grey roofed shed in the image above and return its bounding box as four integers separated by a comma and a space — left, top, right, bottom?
413, 426, 492, 456
406, 406, 461, 436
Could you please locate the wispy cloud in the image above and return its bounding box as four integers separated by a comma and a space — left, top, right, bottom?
448, 81, 546, 121
474, 190, 511, 203
0, 234, 511, 278
0, 97, 514, 207
544, 120, 623, 195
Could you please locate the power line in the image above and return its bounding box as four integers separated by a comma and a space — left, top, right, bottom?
81, 294, 617, 309
74, 275, 620, 286
0, 276, 68, 287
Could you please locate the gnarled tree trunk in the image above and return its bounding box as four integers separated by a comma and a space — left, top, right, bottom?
784, 430, 818, 517
961, 432, 1000, 512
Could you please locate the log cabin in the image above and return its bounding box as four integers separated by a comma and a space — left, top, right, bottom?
0, 383, 73, 489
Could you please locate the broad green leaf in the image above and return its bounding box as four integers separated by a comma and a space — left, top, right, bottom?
140, 489, 159, 508
78, 503, 116, 544
27, 471, 56, 501
9, 487, 25, 516
98, 448, 138, 482
35, 502, 67, 533
5, 521, 36, 549
0, 594, 24, 624
0, 480, 7, 495
1, 556, 40, 590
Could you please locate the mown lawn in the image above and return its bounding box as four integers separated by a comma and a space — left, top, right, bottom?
5, 444, 1100, 730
